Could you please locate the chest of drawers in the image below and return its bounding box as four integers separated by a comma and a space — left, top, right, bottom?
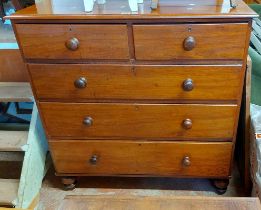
8, 0, 257, 193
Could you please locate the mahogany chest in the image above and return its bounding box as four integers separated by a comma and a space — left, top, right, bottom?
8, 0, 257, 193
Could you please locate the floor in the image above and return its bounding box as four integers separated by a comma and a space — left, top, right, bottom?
57, 195, 261, 210
38, 163, 245, 210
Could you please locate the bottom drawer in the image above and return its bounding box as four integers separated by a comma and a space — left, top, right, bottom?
49, 140, 232, 177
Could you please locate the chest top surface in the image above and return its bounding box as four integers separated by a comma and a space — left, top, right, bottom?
6, 0, 257, 20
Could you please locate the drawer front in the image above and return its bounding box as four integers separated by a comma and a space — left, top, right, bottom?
133, 23, 248, 60
29, 64, 243, 101
16, 24, 129, 60
49, 140, 232, 177
40, 103, 237, 140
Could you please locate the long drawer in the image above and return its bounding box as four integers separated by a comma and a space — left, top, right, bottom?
133, 23, 248, 60
29, 64, 243, 101
49, 140, 232, 177
40, 103, 237, 140
15, 24, 129, 60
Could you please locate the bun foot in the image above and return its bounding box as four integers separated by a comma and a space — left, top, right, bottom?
212, 179, 229, 195
61, 177, 77, 191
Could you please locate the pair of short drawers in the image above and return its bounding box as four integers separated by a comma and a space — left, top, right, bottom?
17, 23, 247, 60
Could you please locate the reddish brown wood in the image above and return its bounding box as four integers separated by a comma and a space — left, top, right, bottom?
61, 177, 77, 191
15, 24, 129, 60
236, 56, 252, 194
49, 140, 232, 177
213, 179, 230, 194
0, 50, 28, 82
28, 64, 244, 101
133, 23, 248, 60
39, 102, 237, 140
9, 0, 256, 190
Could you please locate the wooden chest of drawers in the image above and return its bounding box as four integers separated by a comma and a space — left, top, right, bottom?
8, 0, 257, 193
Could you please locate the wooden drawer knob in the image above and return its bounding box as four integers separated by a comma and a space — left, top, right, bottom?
65, 37, 79, 51
183, 156, 191, 167
83, 117, 93, 126
74, 77, 87, 89
183, 36, 196, 51
89, 155, 98, 165
183, 119, 192, 130
183, 79, 194, 91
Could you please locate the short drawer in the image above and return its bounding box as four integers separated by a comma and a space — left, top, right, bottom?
133, 23, 248, 60
40, 103, 237, 140
15, 24, 129, 60
49, 140, 232, 177
29, 64, 243, 101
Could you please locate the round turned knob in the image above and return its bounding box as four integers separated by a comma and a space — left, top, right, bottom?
83, 117, 93, 126
74, 77, 87, 89
183, 119, 192, 130
89, 155, 98, 165
183, 79, 194, 91
183, 156, 191, 167
183, 36, 196, 51
65, 37, 79, 51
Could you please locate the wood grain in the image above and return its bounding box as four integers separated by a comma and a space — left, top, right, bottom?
49, 140, 232, 177
0, 179, 18, 206
0, 82, 33, 102
0, 131, 28, 152
40, 102, 237, 140
134, 23, 248, 60
0, 50, 28, 82
8, 0, 255, 186
58, 195, 261, 210
236, 56, 252, 194
15, 24, 129, 60
29, 64, 243, 101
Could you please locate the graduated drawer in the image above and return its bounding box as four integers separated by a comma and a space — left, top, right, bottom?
133, 23, 248, 60
40, 103, 237, 140
15, 24, 129, 60
49, 140, 232, 177
29, 64, 243, 101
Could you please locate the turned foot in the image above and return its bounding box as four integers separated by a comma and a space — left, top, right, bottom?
212, 179, 229, 195
61, 177, 77, 191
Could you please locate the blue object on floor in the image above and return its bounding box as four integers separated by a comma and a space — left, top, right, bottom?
3, 8, 15, 25
0, 42, 19, 49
